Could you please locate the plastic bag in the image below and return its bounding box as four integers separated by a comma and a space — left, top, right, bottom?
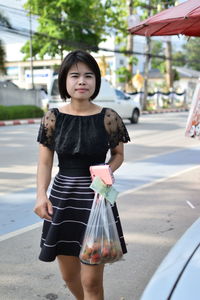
79, 193, 123, 265
185, 80, 200, 138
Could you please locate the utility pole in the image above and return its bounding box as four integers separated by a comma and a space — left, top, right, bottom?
142, 0, 154, 110
165, 38, 173, 89
164, 2, 174, 90
126, 0, 133, 92
29, 9, 34, 89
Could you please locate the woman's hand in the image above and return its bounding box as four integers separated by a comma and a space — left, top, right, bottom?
35, 145, 54, 221
34, 196, 53, 221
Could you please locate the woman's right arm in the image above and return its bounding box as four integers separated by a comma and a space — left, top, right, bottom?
34, 144, 54, 220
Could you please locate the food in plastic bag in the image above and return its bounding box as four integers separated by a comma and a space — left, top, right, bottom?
79, 193, 123, 265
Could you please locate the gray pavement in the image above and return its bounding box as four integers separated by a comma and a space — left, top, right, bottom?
1, 166, 200, 300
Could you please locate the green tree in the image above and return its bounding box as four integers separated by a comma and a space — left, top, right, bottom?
0, 11, 11, 74
116, 65, 134, 84
158, 1, 176, 90
183, 38, 200, 71
172, 38, 200, 71
22, 0, 108, 59
151, 40, 165, 72
172, 50, 186, 67
0, 40, 6, 74
105, 0, 150, 91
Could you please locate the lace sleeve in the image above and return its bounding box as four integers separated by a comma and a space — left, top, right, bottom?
37, 109, 57, 150
104, 108, 130, 148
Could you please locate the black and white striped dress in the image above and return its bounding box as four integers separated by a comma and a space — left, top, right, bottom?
37, 107, 130, 262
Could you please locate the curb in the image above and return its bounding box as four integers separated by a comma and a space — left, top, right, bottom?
0, 108, 188, 127
141, 107, 189, 115
0, 118, 41, 127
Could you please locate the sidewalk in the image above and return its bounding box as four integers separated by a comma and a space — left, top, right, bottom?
0, 107, 188, 126
0, 166, 199, 300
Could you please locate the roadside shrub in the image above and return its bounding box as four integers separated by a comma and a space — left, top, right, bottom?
0, 105, 44, 120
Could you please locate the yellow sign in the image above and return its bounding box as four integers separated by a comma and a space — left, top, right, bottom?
132, 71, 144, 91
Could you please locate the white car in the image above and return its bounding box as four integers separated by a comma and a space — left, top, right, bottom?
47, 76, 141, 123
114, 89, 141, 123
140, 217, 200, 300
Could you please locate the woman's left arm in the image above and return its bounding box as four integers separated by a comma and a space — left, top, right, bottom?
107, 142, 124, 173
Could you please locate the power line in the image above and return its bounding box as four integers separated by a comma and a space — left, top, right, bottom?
0, 22, 199, 66
0, 3, 28, 13
0, 4, 106, 28
0, 4, 38, 20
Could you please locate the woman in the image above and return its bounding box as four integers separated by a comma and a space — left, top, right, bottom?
35, 49, 130, 300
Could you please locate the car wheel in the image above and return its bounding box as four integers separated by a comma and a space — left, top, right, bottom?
130, 109, 139, 124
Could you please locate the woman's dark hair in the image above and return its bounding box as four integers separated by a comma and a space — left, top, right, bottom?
58, 50, 101, 100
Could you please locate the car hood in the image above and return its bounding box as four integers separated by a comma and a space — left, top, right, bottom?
140, 218, 200, 300
170, 245, 200, 299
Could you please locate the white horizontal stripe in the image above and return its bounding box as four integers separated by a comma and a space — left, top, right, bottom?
53, 183, 90, 189
56, 176, 91, 181
44, 240, 82, 248
52, 220, 87, 226
54, 178, 90, 186
42, 236, 123, 245
52, 205, 91, 211
51, 189, 93, 195
49, 195, 94, 201
56, 180, 91, 185
44, 218, 52, 222
51, 188, 91, 195
55, 175, 91, 182
44, 217, 118, 227
57, 174, 90, 179
56, 177, 91, 182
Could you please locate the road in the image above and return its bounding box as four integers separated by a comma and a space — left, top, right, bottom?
0, 112, 200, 300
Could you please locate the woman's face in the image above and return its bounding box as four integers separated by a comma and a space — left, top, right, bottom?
66, 62, 96, 101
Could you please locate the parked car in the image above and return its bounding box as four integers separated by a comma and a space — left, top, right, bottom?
114, 89, 141, 123
140, 217, 200, 300
47, 75, 141, 123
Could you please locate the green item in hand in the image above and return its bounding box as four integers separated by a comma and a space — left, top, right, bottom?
90, 176, 119, 204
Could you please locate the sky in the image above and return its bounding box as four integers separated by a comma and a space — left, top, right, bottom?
0, 0, 38, 43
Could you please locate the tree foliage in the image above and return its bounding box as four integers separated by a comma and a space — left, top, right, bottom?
0, 40, 6, 74
22, 0, 108, 59
0, 11, 11, 74
151, 40, 165, 72
183, 38, 200, 71
116, 66, 132, 83
172, 50, 186, 67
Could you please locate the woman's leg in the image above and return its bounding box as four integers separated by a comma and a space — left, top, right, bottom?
81, 263, 105, 300
57, 255, 84, 300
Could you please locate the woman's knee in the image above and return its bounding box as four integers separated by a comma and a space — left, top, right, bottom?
81, 275, 102, 293
81, 264, 104, 293
57, 255, 81, 284
61, 270, 79, 284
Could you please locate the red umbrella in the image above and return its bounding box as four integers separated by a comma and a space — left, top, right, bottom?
128, 0, 200, 37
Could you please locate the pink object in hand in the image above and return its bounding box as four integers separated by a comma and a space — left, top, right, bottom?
90, 165, 114, 185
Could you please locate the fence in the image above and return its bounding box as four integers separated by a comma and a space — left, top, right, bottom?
129, 90, 187, 110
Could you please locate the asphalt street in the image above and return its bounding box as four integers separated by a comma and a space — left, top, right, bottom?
0, 112, 200, 300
